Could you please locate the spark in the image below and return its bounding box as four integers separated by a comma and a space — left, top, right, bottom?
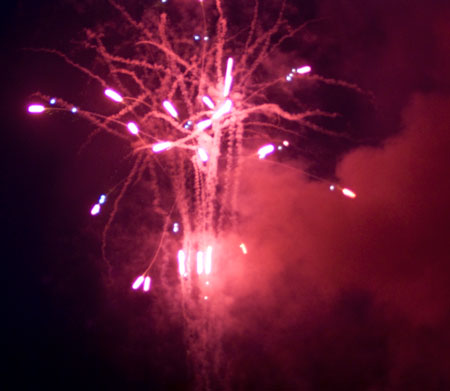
98, 194, 107, 204
342, 188, 357, 199
127, 122, 139, 135
198, 148, 209, 162
173, 222, 179, 233
297, 65, 312, 74
49, 98, 56, 105
163, 100, 178, 118
71, 107, 78, 113
212, 99, 232, 120
257, 144, 275, 159
223, 57, 233, 97
202, 96, 215, 109
178, 250, 186, 276
132, 275, 145, 290
283, 140, 289, 147
329, 185, 335, 191
104, 88, 123, 103
152, 141, 172, 153
196, 119, 212, 131
90, 204, 101, 216
28, 104, 45, 113
143, 276, 151, 292
240, 243, 248, 254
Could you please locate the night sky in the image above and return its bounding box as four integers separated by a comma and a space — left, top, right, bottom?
3, 1, 450, 390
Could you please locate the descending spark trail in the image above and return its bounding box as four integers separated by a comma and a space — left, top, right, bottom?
27, 1, 360, 389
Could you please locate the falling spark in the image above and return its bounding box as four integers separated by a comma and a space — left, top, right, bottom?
240, 243, 248, 254
127, 122, 139, 135
198, 148, 209, 162
212, 99, 232, 119
163, 100, 178, 118
90, 204, 101, 215
257, 144, 275, 159
104, 88, 123, 103
143, 276, 151, 291
297, 65, 312, 74
205, 246, 212, 275
283, 140, 289, 147
202, 96, 215, 109
196, 119, 212, 131
342, 188, 357, 199
223, 57, 234, 97
152, 141, 172, 153
173, 222, 179, 233
178, 250, 186, 276
197, 251, 204, 275
132, 275, 145, 290
28, 104, 45, 113
98, 194, 107, 204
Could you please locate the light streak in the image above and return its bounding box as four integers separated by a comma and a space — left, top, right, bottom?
143, 276, 151, 291
198, 148, 209, 162
152, 141, 172, 153
90, 204, 101, 215
173, 222, 179, 233
196, 119, 212, 130
104, 88, 123, 103
212, 99, 232, 120
205, 246, 212, 275
163, 100, 178, 118
223, 57, 234, 97
257, 144, 275, 159
197, 251, 204, 275
240, 243, 248, 254
28, 104, 45, 113
202, 96, 215, 109
342, 188, 357, 199
178, 250, 186, 276
98, 194, 107, 204
127, 122, 139, 135
132, 275, 144, 290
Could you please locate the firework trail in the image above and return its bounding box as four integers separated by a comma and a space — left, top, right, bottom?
27, 0, 359, 389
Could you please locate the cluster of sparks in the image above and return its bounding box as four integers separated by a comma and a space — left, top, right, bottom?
27, 0, 357, 298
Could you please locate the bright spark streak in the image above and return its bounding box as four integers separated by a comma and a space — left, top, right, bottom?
132, 276, 144, 290
28, 104, 45, 113
197, 251, 204, 275
257, 144, 275, 159
202, 96, 215, 109
90, 204, 101, 215
212, 99, 232, 119
205, 246, 212, 275
98, 194, 107, 204
104, 88, 123, 103
198, 148, 209, 162
152, 141, 172, 153
297, 65, 312, 74
342, 188, 357, 199
143, 276, 151, 291
178, 250, 186, 276
127, 122, 139, 135
223, 57, 234, 97
196, 119, 212, 131
162, 100, 178, 118
240, 243, 248, 254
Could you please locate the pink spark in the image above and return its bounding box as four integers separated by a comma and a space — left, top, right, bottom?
104, 88, 123, 103
196, 119, 212, 131
90, 204, 101, 215
342, 188, 357, 199
202, 96, 215, 109
198, 148, 209, 162
223, 58, 234, 97
178, 250, 186, 276
283, 140, 289, 147
205, 246, 212, 275
212, 99, 232, 119
240, 243, 248, 254
28, 104, 45, 113
143, 276, 151, 291
297, 65, 312, 74
132, 276, 145, 290
163, 100, 178, 118
257, 144, 275, 159
197, 251, 204, 275
127, 122, 139, 135
152, 141, 172, 153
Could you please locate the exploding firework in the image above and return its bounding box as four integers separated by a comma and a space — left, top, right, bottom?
27, 0, 358, 388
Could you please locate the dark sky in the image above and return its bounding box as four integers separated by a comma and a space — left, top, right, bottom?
3, 1, 450, 390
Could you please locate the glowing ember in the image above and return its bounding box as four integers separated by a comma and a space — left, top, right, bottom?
297, 65, 312, 74
143, 276, 151, 291
240, 243, 248, 254
198, 148, 209, 162
257, 144, 275, 159
223, 57, 234, 97
132, 276, 144, 290
104, 88, 123, 103
163, 100, 178, 118
28, 104, 45, 113
202, 96, 215, 109
152, 141, 172, 153
90, 204, 101, 215
196, 119, 212, 131
212, 99, 232, 120
342, 188, 357, 199
127, 122, 139, 135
